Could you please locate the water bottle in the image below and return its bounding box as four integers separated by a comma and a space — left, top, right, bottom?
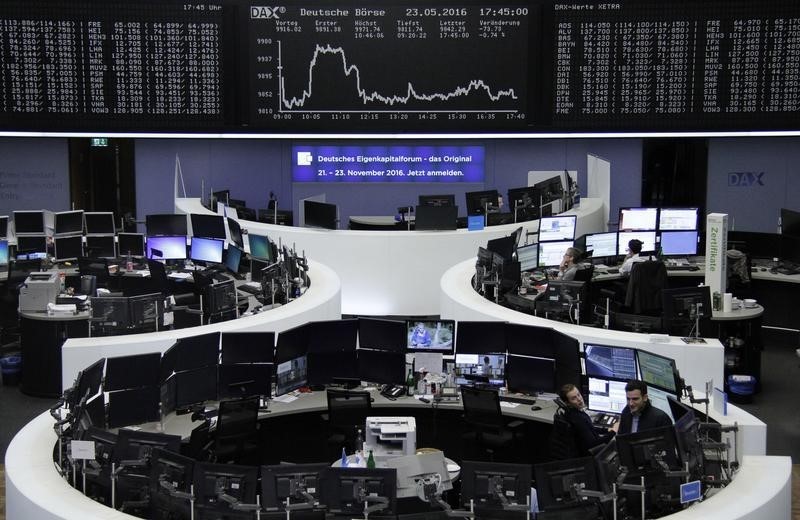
126, 250, 133, 272
355, 427, 363, 453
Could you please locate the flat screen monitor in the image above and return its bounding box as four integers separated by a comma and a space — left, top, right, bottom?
585, 232, 618, 258
533, 457, 598, 511
405, 319, 455, 353
146, 214, 188, 236
506, 355, 556, 394
275, 324, 309, 363
617, 231, 657, 255
261, 463, 329, 510
54, 235, 83, 261
505, 323, 556, 358
0, 215, 8, 238
662, 286, 711, 331
275, 354, 308, 396
309, 319, 358, 353
190, 213, 226, 239
150, 449, 195, 518
84, 212, 116, 235
307, 351, 358, 386
105, 352, 162, 391
454, 353, 505, 387
224, 244, 244, 275
619, 207, 658, 231
74, 357, 105, 406
659, 208, 699, 231
0, 240, 8, 265
418, 194, 455, 207
118, 233, 145, 257
538, 240, 573, 267
146, 235, 187, 260
507, 185, 541, 222
584, 344, 638, 381
781, 234, 800, 265
459, 461, 532, 511
190, 237, 224, 264
85, 235, 116, 258
13, 210, 45, 234
616, 425, 681, 477
173, 331, 220, 372
636, 350, 679, 394
414, 205, 457, 231
532, 175, 564, 202
781, 207, 800, 238
727, 231, 780, 259
174, 365, 219, 409
611, 311, 663, 334
194, 462, 259, 511
227, 217, 244, 248
455, 321, 507, 355
304, 200, 338, 230
487, 234, 516, 261
465, 189, 500, 216
90, 296, 129, 330
357, 348, 406, 385
659, 230, 699, 256
516, 243, 539, 271
647, 386, 676, 423
320, 468, 397, 517
587, 377, 627, 414
112, 430, 182, 464
54, 210, 84, 235
539, 215, 577, 242
218, 364, 273, 400
553, 330, 581, 390
357, 317, 406, 353
15, 235, 48, 256
107, 386, 161, 428
248, 234, 273, 261
536, 280, 587, 322
129, 293, 162, 331
221, 331, 275, 364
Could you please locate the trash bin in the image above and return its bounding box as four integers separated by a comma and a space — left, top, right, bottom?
727, 374, 756, 404
0, 355, 22, 386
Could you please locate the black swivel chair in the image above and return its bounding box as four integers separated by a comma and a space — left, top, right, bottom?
460, 386, 523, 462
624, 260, 668, 315
325, 389, 372, 458
211, 397, 260, 465
573, 264, 595, 282
78, 256, 113, 290
547, 400, 579, 461
0, 259, 40, 346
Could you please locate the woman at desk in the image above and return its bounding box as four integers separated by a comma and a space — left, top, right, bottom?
557, 247, 583, 281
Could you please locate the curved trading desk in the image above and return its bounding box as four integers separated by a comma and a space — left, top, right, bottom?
60, 259, 341, 394
176, 197, 606, 316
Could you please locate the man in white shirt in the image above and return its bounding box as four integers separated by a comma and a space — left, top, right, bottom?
619, 239, 647, 276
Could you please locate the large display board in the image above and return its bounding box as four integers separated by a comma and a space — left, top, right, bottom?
1, 0, 799, 133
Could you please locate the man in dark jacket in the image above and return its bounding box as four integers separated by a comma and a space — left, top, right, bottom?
557, 384, 616, 456
617, 380, 672, 434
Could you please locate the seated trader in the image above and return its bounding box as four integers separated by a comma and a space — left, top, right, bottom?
558, 384, 616, 455
619, 239, 647, 276
557, 247, 583, 281
617, 380, 672, 435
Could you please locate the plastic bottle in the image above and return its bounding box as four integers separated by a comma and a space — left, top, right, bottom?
355, 428, 363, 453
366, 450, 376, 469
126, 250, 133, 272
341, 447, 348, 468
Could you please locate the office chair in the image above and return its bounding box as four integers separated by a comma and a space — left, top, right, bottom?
547, 401, 579, 461
460, 386, 522, 462
325, 388, 372, 457
573, 264, 594, 282
726, 249, 753, 298
78, 256, 112, 290
0, 259, 40, 347
624, 260, 668, 315
211, 396, 260, 465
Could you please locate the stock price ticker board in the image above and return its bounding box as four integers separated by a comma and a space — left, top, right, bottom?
0, 0, 799, 133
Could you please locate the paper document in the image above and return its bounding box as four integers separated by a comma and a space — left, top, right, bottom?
500, 401, 520, 409
272, 394, 299, 404
167, 272, 192, 280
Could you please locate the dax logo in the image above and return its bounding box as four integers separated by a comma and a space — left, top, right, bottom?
728, 171, 765, 187
250, 6, 283, 19
296, 151, 313, 166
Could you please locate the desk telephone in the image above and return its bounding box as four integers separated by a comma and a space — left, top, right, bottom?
380, 384, 405, 399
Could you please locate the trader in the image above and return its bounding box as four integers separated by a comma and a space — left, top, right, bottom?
557, 384, 616, 455
557, 247, 583, 281
615, 380, 672, 435
619, 239, 647, 276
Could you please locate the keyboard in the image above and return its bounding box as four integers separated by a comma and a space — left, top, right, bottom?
239, 282, 262, 295
606, 268, 619, 274
666, 265, 700, 271
500, 395, 538, 405
776, 267, 800, 275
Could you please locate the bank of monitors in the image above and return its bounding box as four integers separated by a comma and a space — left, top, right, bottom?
357, 349, 406, 385
54, 210, 84, 235
659, 230, 699, 256
418, 194, 455, 207
516, 243, 539, 271
617, 231, 657, 255
118, 233, 145, 257
506, 355, 556, 395
405, 319, 455, 353
538, 240, 573, 267
85, 235, 116, 258
146, 235, 187, 260
455, 321, 507, 355
539, 215, 577, 242
454, 353, 505, 387
460, 461, 531, 512
584, 344, 637, 381
587, 377, 627, 415
618, 207, 658, 231
84, 212, 116, 235
275, 355, 308, 396
357, 317, 406, 353
465, 189, 500, 216
190, 213, 226, 240
584, 232, 618, 258
190, 237, 224, 264
146, 214, 188, 236
320, 467, 397, 517
53, 235, 84, 262
659, 208, 698, 231
13, 210, 45, 235
304, 200, 338, 230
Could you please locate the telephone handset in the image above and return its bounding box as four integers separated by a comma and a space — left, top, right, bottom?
380, 384, 404, 399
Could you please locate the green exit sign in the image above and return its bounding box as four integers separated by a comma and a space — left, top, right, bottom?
90, 138, 108, 147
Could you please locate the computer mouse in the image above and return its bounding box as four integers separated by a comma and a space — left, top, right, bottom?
531, 405, 542, 411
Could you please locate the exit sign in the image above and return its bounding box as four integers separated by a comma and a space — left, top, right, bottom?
90, 138, 108, 147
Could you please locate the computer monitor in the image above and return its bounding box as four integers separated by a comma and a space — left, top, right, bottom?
584, 344, 638, 381
646, 386, 676, 423
587, 377, 627, 414
465, 189, 500, 216
585, 232, 619, 258
536, 280, 587, 322
172, 331, 220, 372
16, 235, 48, 257
538, 240, 573, 267
248, 234, 272, 261
309, 319, 358, 353
507, 185, 542, 222
226, 217, 244, 249
670, 401, 703, 476
218, 363, 273, 400
617, 231, 657, 255
659, 230, 699, 256
275, 354, 308, 396
107, 386, 161, 428
90, 296, 129, 333
593, 438, 622, 495
54, 210, 84, 235
304, 200, 338, 230
205, 279, 237, 319
0, 215, 8, 238
661, 286, 711, 335
146, 214, 188, 236
84, 212, 116, 235
357, 348, 406, 385
128, 293, 163, 331
224, 244, 244, 275
459, 461, 532, 511
516, 243, 539, 271
117, 232, 145, 257
486, 234, 516, 262
619, 207, 658, 231
610, 311, 663, 334
454, 353, 505, 387
533, 457, 598, 511
190, 213, 226, 240
357, 317, 406, 353
506, 355, 556, 394
149, 448, 196, 519
636, 350, 679, 394
54, 235, 84, 262
307, 350, 358, 387
539, 215, 577, 242
146, 235, 187, 260
532, 175, 565, 203
173, 365, 219, 409
221, 331, 275, 364
418, 194, 455, 207
261, 463, 330, 510
320, 467, 397, 517
211, 189, 231, 206
727, 231, 780, 259
276, 324, 310, 363
71, 357, 105, 407
85, 235, 116, 258
615, 425, 681, 477
13, 210, 45, 234
194, 462, 259, 513
504, 323, 556, 358
414, 205, 458, 231
781, 207, 800, 238
190, 237, 224, 264
455, 321, 507, 355
659, 208, 699, 231
405, 319, 455, 353
0, 240, 8, 265
105, 352, 161, 391
112, 429, 182, 464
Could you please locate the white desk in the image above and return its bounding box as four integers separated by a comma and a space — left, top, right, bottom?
176, 197, 606, 316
